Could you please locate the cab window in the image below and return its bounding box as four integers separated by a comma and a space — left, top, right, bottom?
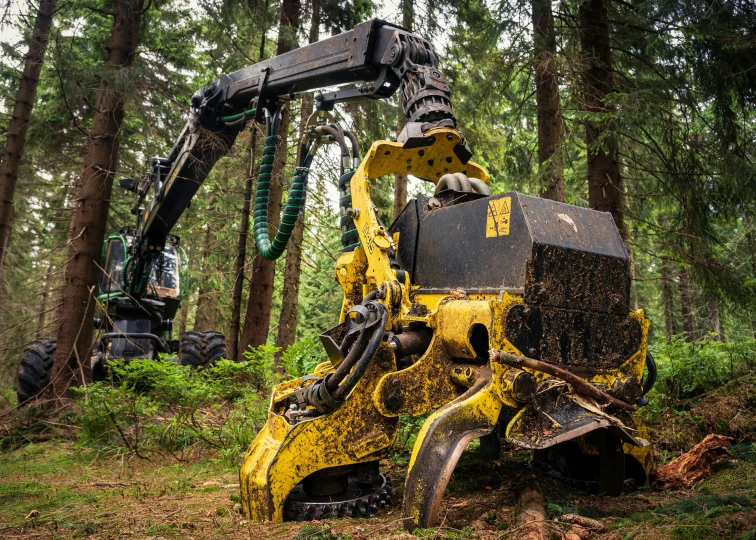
100, 238, 126, 294
149, 246, 180, 298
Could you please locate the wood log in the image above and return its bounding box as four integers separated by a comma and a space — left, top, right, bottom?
513, 478, 551, 540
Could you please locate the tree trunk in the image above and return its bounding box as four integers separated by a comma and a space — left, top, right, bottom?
578, 0, 624, 236
660, 257, 676, 343
709, 297, 723, 342
229, 129, 259, 359
194, 200, 219, 331
276, 0, 320, 354
228, 9, 271, 361
36, 262, 54, 337
49, 0, 145, 398
747, 215, 755, 337
679, 266, 695, 342
532, 0, 564, 202
0, 0, 58, 280
238, 0, 301, 358
393, 0, 413, 221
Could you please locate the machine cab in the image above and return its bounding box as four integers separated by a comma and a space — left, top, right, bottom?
99, 231, 187, 302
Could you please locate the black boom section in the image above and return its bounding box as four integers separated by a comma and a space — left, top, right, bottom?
129, 19, 457, 296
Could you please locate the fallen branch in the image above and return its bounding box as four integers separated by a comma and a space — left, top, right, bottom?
490, 350, 636, 412
79, 481, 136, 488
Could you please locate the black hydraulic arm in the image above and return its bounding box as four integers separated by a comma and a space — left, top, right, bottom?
125, 19, 459, 296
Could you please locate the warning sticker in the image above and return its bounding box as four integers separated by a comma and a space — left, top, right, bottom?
486, 196, 511, 238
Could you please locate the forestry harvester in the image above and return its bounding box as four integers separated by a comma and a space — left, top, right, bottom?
22, 18, 658, 530
15, 142, 228, 403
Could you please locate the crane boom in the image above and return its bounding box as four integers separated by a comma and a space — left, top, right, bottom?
124, 18, 461, 296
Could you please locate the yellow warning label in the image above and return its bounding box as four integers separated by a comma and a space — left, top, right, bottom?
486, 196, 511, 238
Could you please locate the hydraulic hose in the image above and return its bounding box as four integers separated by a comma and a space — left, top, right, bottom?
642, 351, 657, 395
329, 316, 372, 388
338, 170, 359, 252
253, 113, 310, 261
221, 108, 256, 124
332, 303, 388, 401
329, 296, 382, 388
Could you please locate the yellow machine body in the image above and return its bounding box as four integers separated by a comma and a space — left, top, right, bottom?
240, 128, 653, 529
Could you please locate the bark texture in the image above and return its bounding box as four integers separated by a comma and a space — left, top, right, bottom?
0, 0, 58, 279
532, 0, 565, 202
392, 0, 413, 221
679, 265, 695, 342
238, 0, 300, 357
50, 0, 145, 397
513, 481, 550, 540
276, 0, 319, 353
194, 197, 219, 331
660, 257, 677, 343
228, 11, 270, 361
229, 129, 259, 360
578, 0, 624, 236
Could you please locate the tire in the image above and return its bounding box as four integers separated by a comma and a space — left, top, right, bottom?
16, 338, 56, 405
178, 330, 227, 368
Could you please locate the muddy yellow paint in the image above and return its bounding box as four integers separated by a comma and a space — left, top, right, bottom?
240, 129, 654, 524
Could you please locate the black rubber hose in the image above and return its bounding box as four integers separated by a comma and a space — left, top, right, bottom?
332, 304, 388, 401
343, 130, 360, 160
328, 318, 372, 391
642, 351, 657, 395
330, 293, 381, 388
315, 125, 349, 162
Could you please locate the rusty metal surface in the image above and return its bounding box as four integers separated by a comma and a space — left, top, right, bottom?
402, 368, 501, 530
505, 384, 644, 450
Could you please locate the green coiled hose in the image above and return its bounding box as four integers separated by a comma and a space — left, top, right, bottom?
253, 134, 308, 260
220, 108, 256, 123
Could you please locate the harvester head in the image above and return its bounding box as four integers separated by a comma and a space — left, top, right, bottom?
239, 127, 653, 530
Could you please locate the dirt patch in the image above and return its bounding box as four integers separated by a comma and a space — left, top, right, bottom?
2, 436, 756, 539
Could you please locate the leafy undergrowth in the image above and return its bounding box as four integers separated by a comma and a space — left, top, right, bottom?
643, 339, 756, 460
1, 339, 755, 538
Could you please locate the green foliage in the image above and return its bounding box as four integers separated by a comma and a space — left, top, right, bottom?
649, 338, 756, 401
662, 494, 752, 517
241, 345, 280, 390
281, 337, 326, 377
390, 414, 429, 464
71, 358, 268, 466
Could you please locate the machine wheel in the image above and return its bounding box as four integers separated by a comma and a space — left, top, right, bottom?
16, 338, 56, 405
178, 330, 227, 367
90, 342, 108, 382
284, 473, 392, 521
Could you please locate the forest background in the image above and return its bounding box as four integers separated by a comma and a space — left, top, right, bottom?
0, 0, 754, 400
0, 0, 755, 538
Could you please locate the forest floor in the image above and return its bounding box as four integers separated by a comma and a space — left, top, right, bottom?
1, 431, 755, 540
2, 354, 756, 539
